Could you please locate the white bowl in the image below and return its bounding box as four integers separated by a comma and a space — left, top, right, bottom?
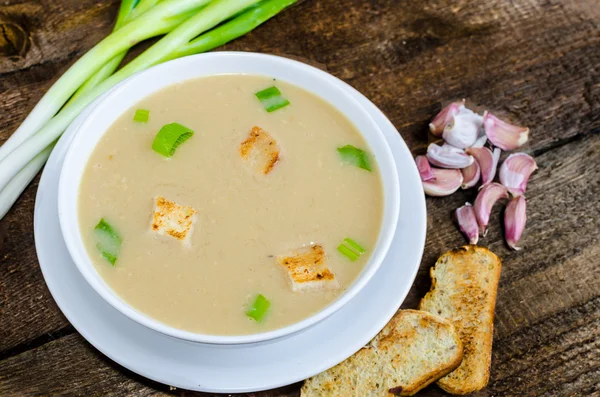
58, 52, 400, 345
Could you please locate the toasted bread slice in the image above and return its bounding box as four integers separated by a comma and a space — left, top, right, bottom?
419, 245, 501, 395
240, 126, 280, 175
301, 310, 463, 396
277, 244, 339, 292
151, 196, 197, 246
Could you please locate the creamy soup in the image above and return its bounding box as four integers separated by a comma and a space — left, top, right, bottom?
78, 75, 383, 335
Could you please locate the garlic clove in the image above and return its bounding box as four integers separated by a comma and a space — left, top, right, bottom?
415, 155, 436, 182
483, 111, 529, 150
442, 109, 481, 149
429, 101, 464, 136
474, 182, 509, 235
461, 161, 480, 189
466, 147, 501, 186
455, 203, 479, 244
427, 143, 474, 169
504, 196, 527, 250
471, 132, 488, 148
499, 153, 538, 196
422, 167, 463, 197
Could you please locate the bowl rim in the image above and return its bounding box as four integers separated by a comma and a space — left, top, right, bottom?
58, 52, 400, 345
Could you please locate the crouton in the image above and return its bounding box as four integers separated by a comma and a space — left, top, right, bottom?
239, 126, 280, 175
419, 245, 502, 395
301, 310, 464, 396
277, 244, 339, 292
151, 196, 197, 246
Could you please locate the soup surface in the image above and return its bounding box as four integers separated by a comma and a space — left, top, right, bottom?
78, 74, 383, 335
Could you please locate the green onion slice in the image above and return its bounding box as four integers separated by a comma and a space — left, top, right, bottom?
337, 145, 372, 171
94, 218, 122, 266
338, 237, 367, 261
255, 86, 290, 112
246, 294, 271, 322
151, 122, 194, 157
337, 244, 359, 261
133, 109, 149, 123
344, 238, 366, 254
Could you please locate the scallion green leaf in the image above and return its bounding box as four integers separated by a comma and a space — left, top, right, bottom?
337, 145, 372, 171
337, 244, 359, 261
255, 86, 290, 112
134, 109, 150, 123
246, 294, 271, 322
152, 122, 194, 157
94, 218, 122, 266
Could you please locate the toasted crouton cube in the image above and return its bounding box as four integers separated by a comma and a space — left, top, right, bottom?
151, 196, 197, 246
239, 126, 280, 175
277, 244, 340, 292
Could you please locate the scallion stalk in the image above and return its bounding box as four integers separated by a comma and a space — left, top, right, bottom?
66, 0, 160, 106
0, 143, 55, 220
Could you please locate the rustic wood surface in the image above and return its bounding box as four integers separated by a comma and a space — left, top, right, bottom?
1, 0, 599, 395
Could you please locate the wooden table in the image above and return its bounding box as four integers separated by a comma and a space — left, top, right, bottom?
1, 0, 599, 396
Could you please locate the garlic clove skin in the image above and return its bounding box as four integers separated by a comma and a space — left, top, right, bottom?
499, 153, 538, 196
422, 167, 463, 197
429, 101, 464, 136
427, 143, 474, 169
471, 132, 488, 148
466, 147, 501, 186
442, 109, 481, 149
415, 155, 436, 182
455, 203, 479, 244
504, 196, 527, 250
483, 111, 529, 150
474, 182, 509, 235
461, 161, 480, 189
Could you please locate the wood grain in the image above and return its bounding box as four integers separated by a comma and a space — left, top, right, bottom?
1, 0, 599, 395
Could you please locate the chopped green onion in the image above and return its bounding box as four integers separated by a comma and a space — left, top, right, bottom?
337, 145, 372, 171
246, 294, 271, 322
134, 109, 150, 123
337, 244, 359, 261
94, 218, 122, 266
337, 237, 367, 261
151, 123, 194, 157
255, 86, 290, 112
343, 238, 366, 254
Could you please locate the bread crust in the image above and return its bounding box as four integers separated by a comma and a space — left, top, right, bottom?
419, 245, 502, 395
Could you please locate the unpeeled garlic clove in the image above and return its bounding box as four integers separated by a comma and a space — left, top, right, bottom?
499, 153, 538, 196
471, 132, 488, 148
455, 203, 479, 244
474, 182, 508, 235
466, 147, 501, 186
415, 155, 436, 182
504, 196, 527, 250
483, 111, 529, 150
429, 101, 464, 136
442, 108, 483, 149
427, 143, 474, 169
422, 167, 463, 197
461, 161, 480, 189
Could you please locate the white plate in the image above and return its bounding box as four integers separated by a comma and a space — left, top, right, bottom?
34, 81, 426, 393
